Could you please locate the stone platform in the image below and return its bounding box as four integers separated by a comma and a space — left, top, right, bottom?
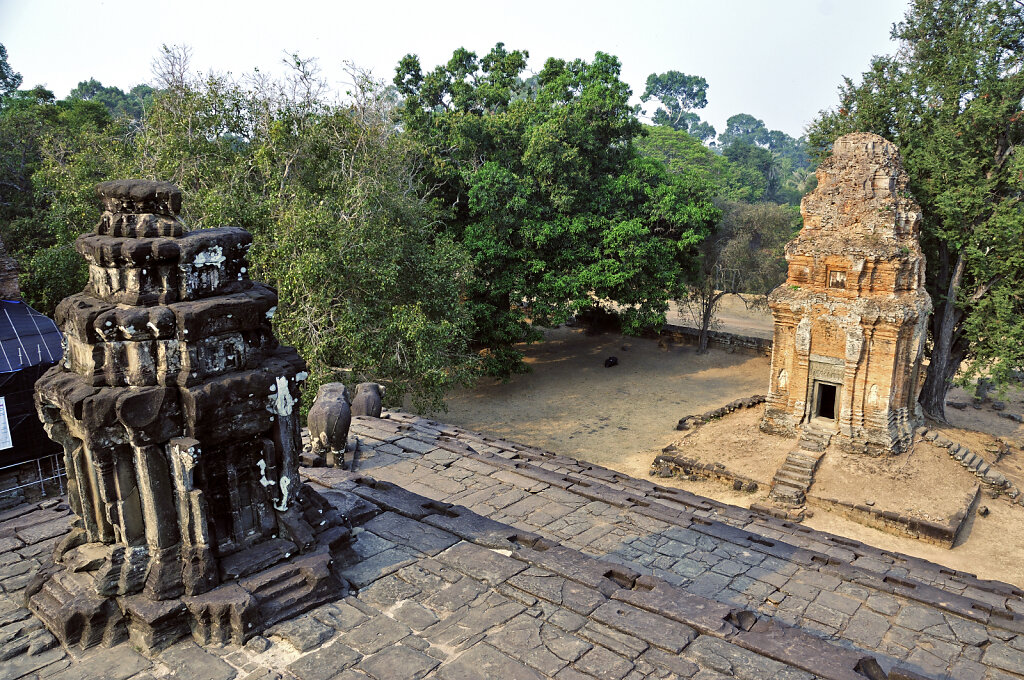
3, 412, 1024, 679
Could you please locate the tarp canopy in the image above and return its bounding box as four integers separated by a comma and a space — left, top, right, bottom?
0, 300, 62, 374
0, 300, 63, 466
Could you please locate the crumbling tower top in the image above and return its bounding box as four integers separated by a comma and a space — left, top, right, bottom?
798, 131, 922, 241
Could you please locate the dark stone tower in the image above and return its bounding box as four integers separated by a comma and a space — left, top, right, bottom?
28, 180, 359, 651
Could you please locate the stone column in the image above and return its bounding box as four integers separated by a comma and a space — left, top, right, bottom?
29, 180, 358, 652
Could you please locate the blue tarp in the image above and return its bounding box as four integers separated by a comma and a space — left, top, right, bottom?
0, 300, 63, 466
0, 300, 62, 373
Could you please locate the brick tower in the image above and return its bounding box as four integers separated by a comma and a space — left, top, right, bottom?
760, 133, 932, 455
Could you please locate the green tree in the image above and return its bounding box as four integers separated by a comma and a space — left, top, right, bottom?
396, 45, 720, 375
716, 114, 815, 204
718, 113, 770, 148
26, 48, 476, 411
808, 0, 1024, 419
723, 141, 776, 200
636, 125, 766, 202
0, 76, 118, 310
680, 201, 795, 352
0, 43, 22, 96
641, 71, 716, 142
68, 78, 156, 120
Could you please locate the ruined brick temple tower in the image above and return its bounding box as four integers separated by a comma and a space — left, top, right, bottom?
761, 133, 932, 455
27, 180, 357, 651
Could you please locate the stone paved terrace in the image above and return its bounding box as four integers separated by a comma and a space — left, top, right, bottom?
3, 413, 1024, 678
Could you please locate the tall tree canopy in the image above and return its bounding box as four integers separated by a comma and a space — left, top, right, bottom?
637, 126, 767, 203
641, 70, 716, 142
68, 78, 156, 120
0, 43, 22, 96
2, 47, 476, 411
396, 45, 720, 375
808, 0, 1024, 419
718, 113, 771, 149
1, 74, 114, 310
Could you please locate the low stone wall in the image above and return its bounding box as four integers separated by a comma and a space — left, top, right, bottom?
0, 457, 64, 511
808, 486, 981, 549
675, 394, 766, 431
661, 324, 772, 356
918, 427, 1021, 504
651, 452, 760, 494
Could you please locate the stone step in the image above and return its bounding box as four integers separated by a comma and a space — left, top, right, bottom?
769, 481, 805, 499
797, 431, 833, 452
769, 484, 806, 507
773, 470, 811, 488
780, 461, 814, 476
28, 572, 126, 650
788, 450, 820, 463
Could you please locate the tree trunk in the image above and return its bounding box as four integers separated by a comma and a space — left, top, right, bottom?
920, 346, 955, 421
696, 292, 723, 354
919, 250, 965, 421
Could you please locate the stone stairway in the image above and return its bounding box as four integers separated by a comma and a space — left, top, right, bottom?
798, 428, 833, 452
761, 428, 832, 516
768, 449, 823, 507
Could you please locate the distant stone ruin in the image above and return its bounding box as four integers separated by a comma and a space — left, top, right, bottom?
27, 180, 360, 652
761, 133, 932, 455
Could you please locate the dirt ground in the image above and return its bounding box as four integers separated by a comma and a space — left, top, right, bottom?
665, 407, 792, 485
945, 384, 1024, 443
812, 440, 977, 520
666, 295, 774, 339
440, 326, 769, 468
431, 323, 1024, 586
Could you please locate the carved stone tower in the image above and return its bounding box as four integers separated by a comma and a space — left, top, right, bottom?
28, 181, 358, 651
760, 133, 932, 455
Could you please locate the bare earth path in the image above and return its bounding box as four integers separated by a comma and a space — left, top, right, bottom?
666, 294, 774, 339
429, 324, 1024, 587
438, 326, 769, 470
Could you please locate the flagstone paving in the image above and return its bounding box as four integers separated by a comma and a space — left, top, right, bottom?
2, 411, 1024, 679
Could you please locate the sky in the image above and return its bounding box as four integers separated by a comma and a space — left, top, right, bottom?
0, 0, 908, 138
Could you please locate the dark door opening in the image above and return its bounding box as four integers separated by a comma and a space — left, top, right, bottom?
816, 383, 837, 420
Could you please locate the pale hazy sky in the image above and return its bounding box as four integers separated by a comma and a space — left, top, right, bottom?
0, 0, 908, 138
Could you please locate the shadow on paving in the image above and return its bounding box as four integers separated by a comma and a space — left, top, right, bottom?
3, 412, 1024, 678
320, 411, 1024, 680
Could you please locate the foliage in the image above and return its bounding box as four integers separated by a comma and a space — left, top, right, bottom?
639, 67, 816, 205
68, 78, 156, 120
715, 113, 816, 204
723, 141, 776, 201
641, 71, 715, 142
0, 65, 125, 309
0, 43, 22, 96
718, 113, 771, 149
636, 126, 766, 202
4, 46, 476, 412
679, 200, 796, 352
808, 0, 1024, 418
395, 45, 720, 376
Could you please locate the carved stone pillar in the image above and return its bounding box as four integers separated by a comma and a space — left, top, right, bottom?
28, 180, 364, 651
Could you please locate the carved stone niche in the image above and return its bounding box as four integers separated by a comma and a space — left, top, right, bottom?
27, 180, 372, 652
760, 134, 932, 455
